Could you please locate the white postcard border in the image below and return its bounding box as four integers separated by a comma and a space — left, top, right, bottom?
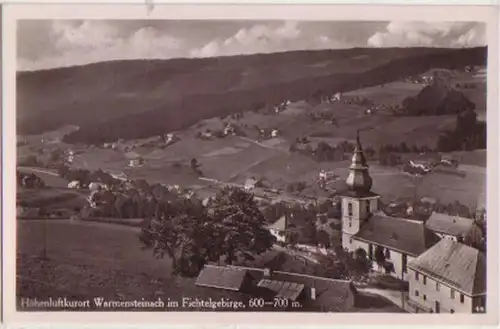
2, 3, 499, 326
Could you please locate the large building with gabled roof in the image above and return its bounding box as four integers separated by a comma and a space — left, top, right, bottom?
406, 239, 486, 313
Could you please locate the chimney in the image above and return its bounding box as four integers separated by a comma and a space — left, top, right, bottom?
310, 287, 316, 300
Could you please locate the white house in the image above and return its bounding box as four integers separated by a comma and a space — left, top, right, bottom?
68, 180, 81, 189
129, 158, 144, 168
267, 215, 288, 244
244, 178, 260, 191
406, 239, 486, 313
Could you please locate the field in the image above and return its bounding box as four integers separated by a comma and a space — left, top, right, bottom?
18, 167, 69, 188
17, 188, 89, 210
17, 67, 487, 211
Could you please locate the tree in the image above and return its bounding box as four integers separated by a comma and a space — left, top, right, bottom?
49, 149, 63, 163
190, 158, 203, 176
315, 141, 334, 162
139, 197, 210, 277
374, 245, 386, 265
364, 147, 376, 160
139, 187, 275, 278
207, 187, 276, 265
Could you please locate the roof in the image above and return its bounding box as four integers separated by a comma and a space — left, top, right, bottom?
194, 265, 357, 312
425, 212, 475, 237
236, 266, 358, 312
267, 215, 287, 231
257, 279, 305, 301
353, 215, 441, 256
245, 178, 259, 186
195, 265, 249, 291
124, 151, 142, 159
408, 239, 486, 296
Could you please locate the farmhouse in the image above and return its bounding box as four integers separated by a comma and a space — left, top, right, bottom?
129, 158, 145, 168
195, 264, 358, 312
266, 215, 288, 244
406, 239, 486, 313
68, 180, 81, 189
425, 212, 483, 244
340, 132, 441, 280
244, 177, 261, 191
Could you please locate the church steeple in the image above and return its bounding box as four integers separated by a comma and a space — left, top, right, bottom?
346, 130, 373, 193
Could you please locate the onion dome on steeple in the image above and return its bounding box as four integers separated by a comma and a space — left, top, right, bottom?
346, 130, 373, 193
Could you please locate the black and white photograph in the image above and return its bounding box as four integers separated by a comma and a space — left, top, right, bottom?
4, 4, 497, 322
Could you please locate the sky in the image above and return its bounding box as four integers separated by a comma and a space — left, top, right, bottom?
17, 20, 487, 71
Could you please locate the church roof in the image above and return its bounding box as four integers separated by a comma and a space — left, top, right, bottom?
353, 215, 441, 257
345, 130, 373, 193
408, 239, 486, 296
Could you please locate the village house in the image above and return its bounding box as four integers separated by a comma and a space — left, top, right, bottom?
129, 158, 144, 168
244, 177, 261, 191
406, 239, 486, 313
195, 264, 358, 312
340, 132, 440, 280
266, 215, 288, 244
425, 212, 483, 245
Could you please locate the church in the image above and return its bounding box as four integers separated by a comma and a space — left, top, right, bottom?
340, 132, 441, 281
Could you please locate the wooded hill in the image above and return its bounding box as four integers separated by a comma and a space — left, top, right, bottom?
17, 47, 487, 144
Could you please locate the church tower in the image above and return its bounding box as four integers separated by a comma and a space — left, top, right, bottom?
341, 130, 380, 251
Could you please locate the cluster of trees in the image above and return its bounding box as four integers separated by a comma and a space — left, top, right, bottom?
57, 166, 119, 188
47, 47, 486, 144
290, 140, 359, 163
314, 246, 371, 280
307, 111, 338, 125
17, 171, 45, 188
436, 109, 486, 152
397, 80, 476, 116
455, 82, 478, 89
286, 181, 308, 194
379, 142, 434, 155
138, 187, 276, 277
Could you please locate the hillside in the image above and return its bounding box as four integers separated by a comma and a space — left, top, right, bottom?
17, 47, 487, 143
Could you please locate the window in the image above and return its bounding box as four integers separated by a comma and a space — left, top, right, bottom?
384, 248, 391, 259
348, 203, 353, 217
366, 201, 371, 214
415, 290, 419, 297
415, 272, 420, 281
436, 282, 440, 291
451, 289, 455, 299
349, 219, 352, 227
423, 275, 427, 285
435, 301, 440, 313
450, 309, 455, 314
423, 294, 427, 301
460, 294, 465, 304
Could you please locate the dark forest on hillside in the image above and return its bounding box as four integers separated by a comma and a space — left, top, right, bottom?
16, 47, 487, 143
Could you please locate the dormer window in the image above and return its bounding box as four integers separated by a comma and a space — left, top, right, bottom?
348, 203, 353, 217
